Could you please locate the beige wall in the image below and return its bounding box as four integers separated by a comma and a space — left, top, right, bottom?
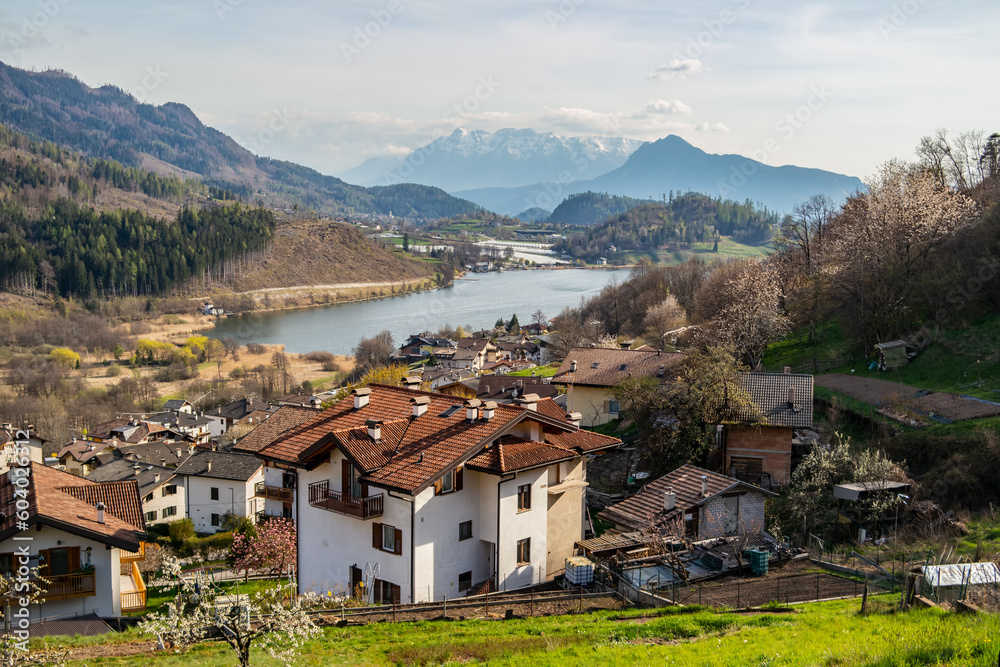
545, 458, 587, 577
566, 386, 617, 426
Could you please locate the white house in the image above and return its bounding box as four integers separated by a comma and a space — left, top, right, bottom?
1, 425, 45, 475
254, 384, 621, 604
0, 463, 148, 621
86, 460, 186, 526
173, 452, 264, 533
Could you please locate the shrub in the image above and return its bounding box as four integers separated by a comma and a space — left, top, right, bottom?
304, 350, 335, 364
106, 364, 123, 378
246, 343, 267, 356
162, 314, 184, 325
168, 518, 195, 546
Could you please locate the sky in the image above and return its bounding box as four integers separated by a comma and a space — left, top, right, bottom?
0, 0, 997, 181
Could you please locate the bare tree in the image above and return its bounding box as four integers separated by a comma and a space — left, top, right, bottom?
641, 294, 687, 347
353, 330, 395, 373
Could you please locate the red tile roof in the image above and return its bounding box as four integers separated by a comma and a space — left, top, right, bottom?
466, 436, 576, 474
256, 384, 622, 494
232, 406, 322, 454
0, 463, 147, 551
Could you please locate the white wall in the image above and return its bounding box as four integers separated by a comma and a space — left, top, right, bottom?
141, 477, 187, 526
496, 467, 547, 591
204, 415, 227, 437
183, 470, 263, 534
1, 525, 125, 620
262, 465, 294, 520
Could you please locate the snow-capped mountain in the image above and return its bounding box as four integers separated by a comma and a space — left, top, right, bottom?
341, 128, 645, 191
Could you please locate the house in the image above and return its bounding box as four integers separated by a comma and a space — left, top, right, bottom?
716, 373, 814, 490
86, 460, 185, 526
477, 376, 558, 404
56, 440, 118, 477
0, 463, 148, 620
253, 384, 621, 603
275, 393, 324, 409
162, 400, 194, 414
396, 333, 455, 362
172, 451, 265, 533
117, 442, 191, 468
1, 425, 46, 474
436, 349, 485, 373
204, 398, 276, 437
231, 406, 319, 522
84, 418, 174, 445
551, 347, 684, 426
598, 464, 776, 540
142, 410, 214, 445
435, 378, 480, 400
457, 337, 497, 363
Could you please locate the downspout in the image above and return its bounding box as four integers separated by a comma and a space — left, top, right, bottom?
388, 490, 415, 604
294, 466, 300, 594
495, 473, 517, 591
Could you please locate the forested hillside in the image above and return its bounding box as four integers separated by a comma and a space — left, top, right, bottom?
547, 191, 651, 225
551, 193, 779, 261
0, 62, 483, 219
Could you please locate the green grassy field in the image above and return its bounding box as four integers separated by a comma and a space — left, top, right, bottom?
43, 595, 1000, 666
508, 362, 559, 377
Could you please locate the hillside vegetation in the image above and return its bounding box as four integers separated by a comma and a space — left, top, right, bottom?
0, 61, 482, 218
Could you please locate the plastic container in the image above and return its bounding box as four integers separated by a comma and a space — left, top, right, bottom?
565, 556, 594, 585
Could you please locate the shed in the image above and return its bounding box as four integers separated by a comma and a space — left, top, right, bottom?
920, 562, 1000, 602
833, 481, 911, 502
875, 340, 910, 369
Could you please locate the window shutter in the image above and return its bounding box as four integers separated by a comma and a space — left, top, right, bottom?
342, 459, 351, 496
434, 479, 442, 496
603, 399, 610, 413
38, 549, 49, 576
360, 482, 368, 498
70, 546, 80, 572
455, 466, 463, 491
372, 523, 382, 549
393, 528, 402, 556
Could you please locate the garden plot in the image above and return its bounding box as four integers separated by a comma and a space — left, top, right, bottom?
816, 374, 1000, 422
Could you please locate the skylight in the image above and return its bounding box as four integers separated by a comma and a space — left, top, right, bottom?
438, 405, 463, 418
591, 362, 600, 369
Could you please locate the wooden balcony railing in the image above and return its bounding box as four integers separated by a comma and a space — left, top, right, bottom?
121, 541, 146, 563
308, 480, 383, 520
255, 481, 294, 502
121, 561, 147, 612
44, 571, 96, 600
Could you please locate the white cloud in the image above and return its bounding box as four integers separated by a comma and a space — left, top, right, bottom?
645, 98, 693, 115
647, 58, 706, 81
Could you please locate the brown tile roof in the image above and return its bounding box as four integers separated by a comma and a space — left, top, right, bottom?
465, 436, 576, 474
0, 463, 147, 551
57, 440, 111, 463
458, 338, 491, 351
729, 373, 814, 429
534, 398, 569, 421
477, 376, 558, 402
598, 464, 774, 532
551, 348, 684, 388
544, 428, 620, 453
232, 406, 322, 454
256, 384, 622, 494
86, 418, 131, 441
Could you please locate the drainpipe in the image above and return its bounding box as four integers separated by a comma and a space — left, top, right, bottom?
294, 467, 300, 594
388, 490, 415, 604
495, 473, 517, 592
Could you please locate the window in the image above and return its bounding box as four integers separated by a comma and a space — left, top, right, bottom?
372, 522, 402, 555
618, 364, 628, 371
434, 466, 463, 495
162, 485, 177, 496
211, 513, 221, 527
459, 571, 472, 592
517, 484, 531, 512
342, 460, 366, 498
516, 538, 530, 565
590, 362, 600, 369
0, 553, 12, 575
144, 493, 153, 502
607, 400, 620, 415
373, 578, 401, 605
40, 547, 79, 576
145, 510, 157, 522
459, 520, 473, 541
210, 487, 219, 501
162, 506, 177, 518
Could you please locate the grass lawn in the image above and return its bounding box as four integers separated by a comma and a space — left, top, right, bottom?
508, 363, 559, 377
47, 596, 1000, 666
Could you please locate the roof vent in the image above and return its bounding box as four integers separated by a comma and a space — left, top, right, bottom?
516, 394, 539, 412
465, 398, 482, 421
366, 419, 382, 442
664, 487, 676, 511
570, 360, 577, 373
96, 501, 106, 525
207, 460, 212, 473
403, 376, 422, 389
411, 395, 430, 418
567, 411, 582, 428
352, 387, 371, 410
701, 475, 708, 497
481, 401, 497, 421
787, 386, 796, 407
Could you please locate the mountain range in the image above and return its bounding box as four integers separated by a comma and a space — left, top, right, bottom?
0, 61, 480, 219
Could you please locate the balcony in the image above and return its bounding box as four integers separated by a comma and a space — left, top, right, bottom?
255, 510, 294, 525
308, 480, 383, 520
44, 571, 96, 601
120, 561, 147, 612
255, 481, 294, 503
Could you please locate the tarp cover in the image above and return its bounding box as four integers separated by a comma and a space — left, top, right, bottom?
922, 562, 1000, 588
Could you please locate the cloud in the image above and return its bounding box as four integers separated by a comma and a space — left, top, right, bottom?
696, 122, 730, 132
645, 98, 693, 115
647, 58, 706, 81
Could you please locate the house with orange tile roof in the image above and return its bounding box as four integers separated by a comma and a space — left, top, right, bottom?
253, 384, 621, 604
0, 463, 148, 621
551, 347, 685, 426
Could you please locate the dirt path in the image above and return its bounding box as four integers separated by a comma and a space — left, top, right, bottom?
816, 374, 1000, 422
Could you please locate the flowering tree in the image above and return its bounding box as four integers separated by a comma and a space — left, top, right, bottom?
1, 569, 66, 666
230, 518, 296, 578
140, 556, 319, 667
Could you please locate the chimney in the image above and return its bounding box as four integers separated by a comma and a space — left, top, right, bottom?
402, 376, 421, 390
517, 394, 539, 412
411, 395, 430, 418
96, 502, 105, 525
570, 360, 577, 374
352, 387, 371, 410
567, 411, 582, 428
207, 460, 212, 473
620, 341, 631, 350
154, 473, 161, 483
657, 365, 665, 378
701, 475, 708, 497
783, 366, 791, 374
481, 401, 497, 421
366, 419, 382, 442
176, 448, 182, 459
663, 487, 676, 511
788, 386, 796, 407
465, 398, 482, 421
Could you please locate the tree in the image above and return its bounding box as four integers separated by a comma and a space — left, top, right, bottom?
112, 343, 125, 362
49, 347, 80, 369
353, 330, 394, 372
140, 555, 320, 667
827, 161, 977, 348
230, 518, 296, 577
641, 294, 687, 347
402, 232, 409, 252
531, 309, 547, 328
508, 313, 520, 333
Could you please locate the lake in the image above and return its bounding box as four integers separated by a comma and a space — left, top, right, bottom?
207, 269, 628, 355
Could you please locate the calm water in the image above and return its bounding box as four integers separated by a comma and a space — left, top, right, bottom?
207, 269, 628, 355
